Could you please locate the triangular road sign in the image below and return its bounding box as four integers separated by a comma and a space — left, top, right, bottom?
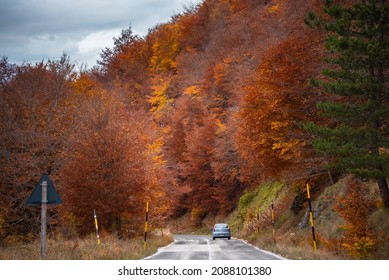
27, 173, 62, 205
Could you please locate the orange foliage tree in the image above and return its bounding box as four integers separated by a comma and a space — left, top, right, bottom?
0, 55, 76, 242
59, 89, 148, 237
98, 26, 152, 110
148, 22, 182, 74
236, 31, 325, 183
180, 112, 219, 215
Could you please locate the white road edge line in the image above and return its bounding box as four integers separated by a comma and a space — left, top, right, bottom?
235, 238, 287, 260
143, 238, 177, 260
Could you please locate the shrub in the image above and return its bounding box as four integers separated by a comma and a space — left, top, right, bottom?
334, 177, 378, 259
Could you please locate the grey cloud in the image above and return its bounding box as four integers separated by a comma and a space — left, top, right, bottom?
0, 0, 197, 35
0, 0, 202, 66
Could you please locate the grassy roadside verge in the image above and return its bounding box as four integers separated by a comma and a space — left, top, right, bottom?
0, 233, 173, 260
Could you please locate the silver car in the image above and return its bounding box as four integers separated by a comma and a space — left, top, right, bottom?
212, 223, 231, 240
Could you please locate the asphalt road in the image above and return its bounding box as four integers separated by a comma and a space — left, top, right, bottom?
146, 234, 283, 260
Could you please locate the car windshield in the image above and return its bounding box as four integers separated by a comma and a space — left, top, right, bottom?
215, 224, 228, 228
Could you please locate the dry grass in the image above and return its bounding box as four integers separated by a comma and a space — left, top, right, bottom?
243, 229, 347, 260
0, 233, 173, 260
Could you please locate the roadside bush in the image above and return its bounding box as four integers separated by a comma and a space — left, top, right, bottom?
334, 177, 379, 259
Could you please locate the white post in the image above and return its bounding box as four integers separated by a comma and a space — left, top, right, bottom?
41, 181, 48, 259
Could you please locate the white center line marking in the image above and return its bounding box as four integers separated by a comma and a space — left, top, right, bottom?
206, 238, 213, 260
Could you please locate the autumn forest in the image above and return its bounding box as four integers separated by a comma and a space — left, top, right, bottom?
0, 0, 388, 258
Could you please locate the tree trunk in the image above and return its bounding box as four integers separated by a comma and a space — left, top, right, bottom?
377, 177, 389, 208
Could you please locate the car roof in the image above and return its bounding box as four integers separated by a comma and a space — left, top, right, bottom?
214, 223, 228, 226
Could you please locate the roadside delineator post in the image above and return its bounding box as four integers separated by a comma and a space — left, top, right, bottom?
144, 202, 149, 251
93, 209, 101, 245
306, 183, 317, 251
257, 213, 260, 233
271, 200, 276, 244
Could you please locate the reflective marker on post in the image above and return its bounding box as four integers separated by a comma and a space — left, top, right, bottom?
93, 209, 100, 246
306, 183, 317, 251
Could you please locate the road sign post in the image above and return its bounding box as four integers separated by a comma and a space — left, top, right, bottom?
27, 173, 62, 259
41, 181, 48, 259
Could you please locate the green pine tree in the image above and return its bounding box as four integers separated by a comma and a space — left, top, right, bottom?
305, 0, 389, 207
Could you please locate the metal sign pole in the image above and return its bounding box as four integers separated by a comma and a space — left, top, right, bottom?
41, 181, 48, 259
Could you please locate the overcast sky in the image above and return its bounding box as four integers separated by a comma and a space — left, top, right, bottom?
0, 0, 202, 68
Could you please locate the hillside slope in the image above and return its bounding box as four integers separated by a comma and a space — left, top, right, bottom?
228, 176, 389, 259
